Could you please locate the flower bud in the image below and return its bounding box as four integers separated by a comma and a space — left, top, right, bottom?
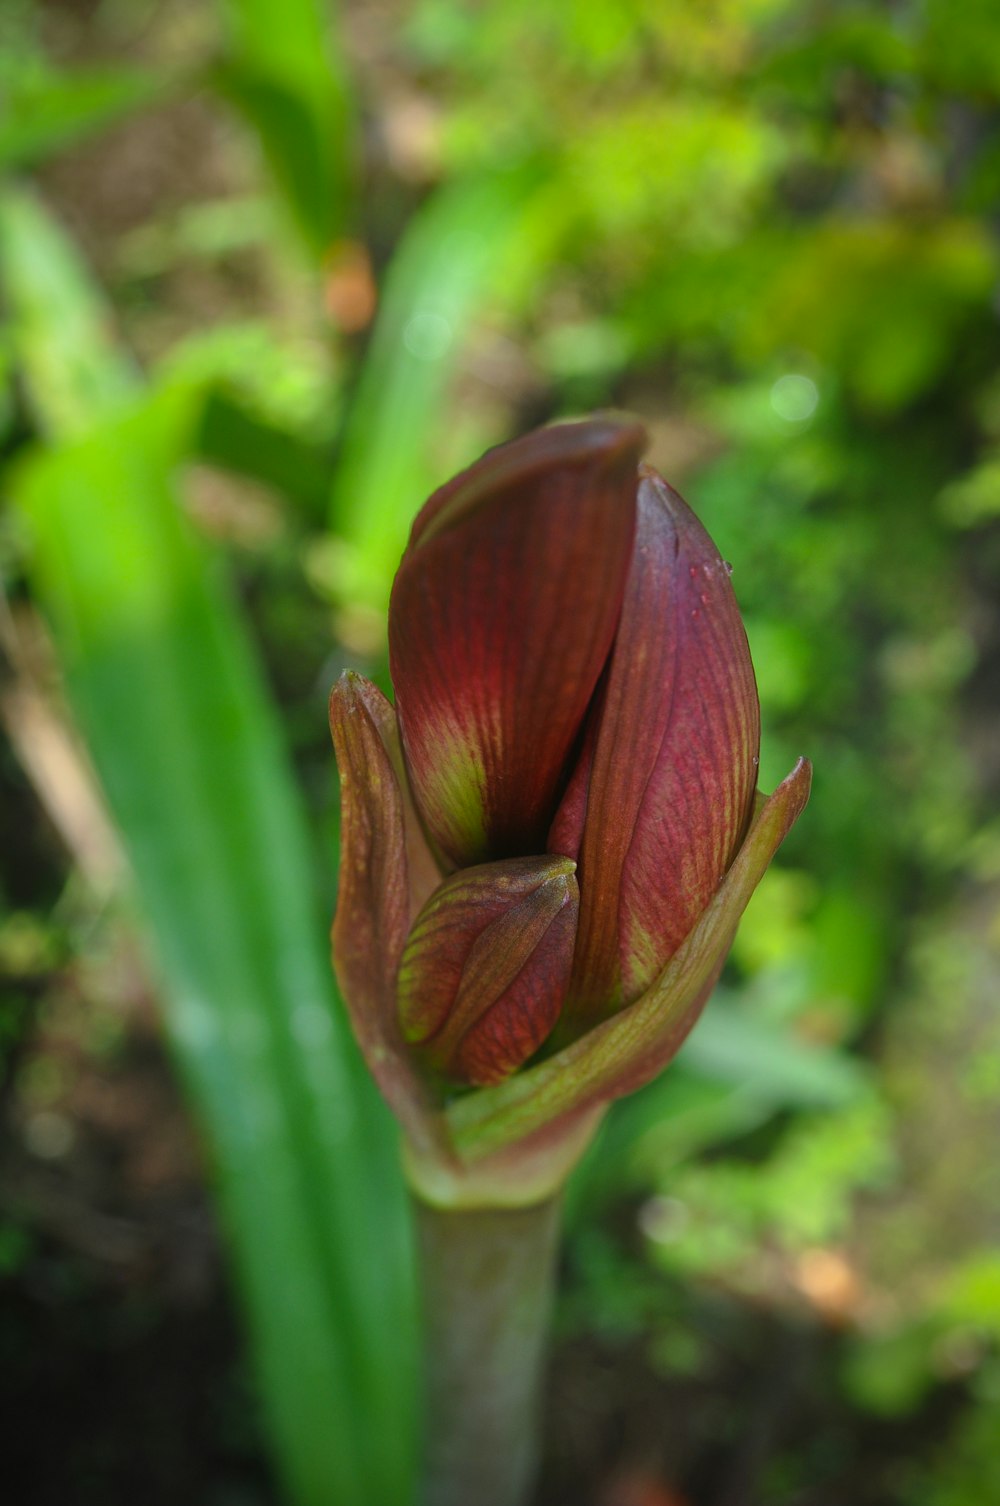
330, 417, 810, 1199
398, 857, 579, 1086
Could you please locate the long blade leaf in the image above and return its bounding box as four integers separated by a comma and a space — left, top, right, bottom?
329, 167, 543, 608
2, 185, 418, 1506
0, 66, 165, 170
215, 0, 355, 256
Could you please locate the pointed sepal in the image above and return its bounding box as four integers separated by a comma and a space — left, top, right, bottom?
449, 759, 812, 1164
399, 856, 579, 1086
328, 671, 448, 1157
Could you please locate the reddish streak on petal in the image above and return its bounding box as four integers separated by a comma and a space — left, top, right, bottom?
389, 419, 646, 869
552, 469, 760, 1026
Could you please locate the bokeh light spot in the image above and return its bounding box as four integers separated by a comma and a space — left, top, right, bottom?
770, 372, 819, 423
403, 310, 453, 361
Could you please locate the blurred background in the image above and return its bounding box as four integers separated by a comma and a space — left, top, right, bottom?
2, 2, 1000, 1504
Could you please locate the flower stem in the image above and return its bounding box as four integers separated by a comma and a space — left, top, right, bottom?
413, 1194, 562, 1506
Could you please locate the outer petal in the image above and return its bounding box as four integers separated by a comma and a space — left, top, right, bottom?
328, 671, 447, 1157
449, 759, 812, 1164
389, 418, 646, 869
552, 468, 760, 1027
399, 857, 578, 1086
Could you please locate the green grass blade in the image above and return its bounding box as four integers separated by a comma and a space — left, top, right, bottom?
2, 187, 418, 1506
679, 996, 869, 1106
215, 0, 354, 255
196, 387, 332, 520
328, 167, 542, 608
0, 185, 138, 436
0, 66, 164, 169
567, 1000, 870, 1221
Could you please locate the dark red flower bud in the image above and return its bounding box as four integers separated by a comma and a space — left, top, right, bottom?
330, 417, 809, 1191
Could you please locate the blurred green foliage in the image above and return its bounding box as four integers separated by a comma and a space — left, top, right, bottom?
2, 0, 1000, 1502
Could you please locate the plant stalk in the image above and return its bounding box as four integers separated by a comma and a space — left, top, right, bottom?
413, 1194, 562, 1506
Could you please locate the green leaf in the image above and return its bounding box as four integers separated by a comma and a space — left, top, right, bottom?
328, 167, 544, 609
680, 995, 868, 1107
2, 187, 418, 1506
0, 66, 164, 169
750, 220, 997, 412
195, 387, 332, 518
567, 997, 869, 1220
0, 186, 138, 437
11, 392, 418, 1506
215, 0, 354, 255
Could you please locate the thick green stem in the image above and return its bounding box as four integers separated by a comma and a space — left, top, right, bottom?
413, 1195, 562, 1506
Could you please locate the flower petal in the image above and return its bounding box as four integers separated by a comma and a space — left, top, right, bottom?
399, 856, 578, 1086
552, 469, 760, 1027
389, 418, 647, 868
328, 671, 448, 1156
450, 759, 812, 1164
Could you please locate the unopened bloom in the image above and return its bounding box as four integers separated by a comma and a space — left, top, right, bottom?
330, 418, 810, 1196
